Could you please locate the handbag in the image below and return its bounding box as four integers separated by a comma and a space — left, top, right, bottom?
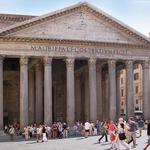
119, 132, 126, 140
110, 133, 116, 141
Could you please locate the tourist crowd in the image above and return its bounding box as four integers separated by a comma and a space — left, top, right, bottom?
3, 117, 150, 150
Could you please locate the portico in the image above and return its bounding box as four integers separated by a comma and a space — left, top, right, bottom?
0, 2, 150, 129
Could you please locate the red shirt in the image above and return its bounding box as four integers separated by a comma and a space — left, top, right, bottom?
108, 123, 116, 132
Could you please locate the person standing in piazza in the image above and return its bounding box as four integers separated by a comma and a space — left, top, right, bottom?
62, 122, 68, 138
42, 125, 47, 142
116, 119, 130, 150
51, 122, 58, 138
84, 121, 90, 138
24, 126, 29, 141
127, 117, 138, 148
144, 121, 150, 150
9, 125, 15, 141
108, 121, 117, 149
98, 121, 108, 143
137, 118, 144, 137
36, 125, 41, 143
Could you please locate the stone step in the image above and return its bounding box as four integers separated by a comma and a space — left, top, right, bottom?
0, 130, 4, 136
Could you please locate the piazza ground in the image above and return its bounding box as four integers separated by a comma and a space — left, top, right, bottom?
0, 130, 149, 150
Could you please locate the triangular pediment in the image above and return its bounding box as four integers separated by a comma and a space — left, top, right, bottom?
0, 2, 149, 45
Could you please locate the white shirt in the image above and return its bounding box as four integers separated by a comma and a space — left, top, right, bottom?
85, 122, 90, 130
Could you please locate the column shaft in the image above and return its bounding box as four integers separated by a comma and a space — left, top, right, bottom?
126, 60, 134, 118
75, 75, 81, 121
28, 69, 35, 124
143, 61, 150, 120
84, 71, 90, 121
66, 58, 75, 125
108, 60, 117, 121
102, 72, 106, 120
116, 71, 121, 119
20, 57, 28, 128
35, 63, 43, 124
44, 57, 52, 125
0, 57, 3, 130
105, 74, 109, 119
96, 63, 103, 120
88, 58, 97, 122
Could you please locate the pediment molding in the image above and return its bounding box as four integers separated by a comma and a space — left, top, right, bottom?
0, 14, 36, 22
0, 36, 149, 49
0, 2, 149, 45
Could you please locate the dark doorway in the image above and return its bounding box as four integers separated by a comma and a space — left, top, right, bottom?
3, 58, 20, 125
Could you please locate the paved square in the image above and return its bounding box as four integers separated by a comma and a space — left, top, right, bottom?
0, 130, 150, 150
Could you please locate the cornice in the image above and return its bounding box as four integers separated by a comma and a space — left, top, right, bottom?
0, 4, 82, 36
0, 14, 36, 22
83, 5, 150, 44
0, 36, 149, 49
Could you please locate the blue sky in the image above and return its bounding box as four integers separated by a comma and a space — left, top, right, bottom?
0, 0, 149, 36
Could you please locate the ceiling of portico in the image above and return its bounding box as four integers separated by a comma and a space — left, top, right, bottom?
0, 2, 150, 46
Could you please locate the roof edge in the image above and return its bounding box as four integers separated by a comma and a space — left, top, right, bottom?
0, 1, 149, 44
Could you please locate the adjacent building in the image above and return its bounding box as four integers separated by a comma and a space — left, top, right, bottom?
120, 65, 143, 115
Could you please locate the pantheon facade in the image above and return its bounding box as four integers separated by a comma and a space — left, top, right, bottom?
0, 2, 150, 129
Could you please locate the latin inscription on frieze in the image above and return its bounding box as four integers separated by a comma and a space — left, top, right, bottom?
31, 45, 128, 55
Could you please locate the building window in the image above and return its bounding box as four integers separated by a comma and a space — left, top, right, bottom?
135, 107, 139, 111
121, 89, 124, 97
121, 101, 124, 106
135, 86, 139, 94
136, 99, 138, 104
134, 73, 139, 80
121, 78, 124, 84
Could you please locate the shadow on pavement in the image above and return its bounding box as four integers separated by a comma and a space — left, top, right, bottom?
76, 137, 86, 140
0, 135, 37, 143
26, 141, 39, 144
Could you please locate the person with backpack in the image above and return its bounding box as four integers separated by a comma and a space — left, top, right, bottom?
117, 123, 130, 149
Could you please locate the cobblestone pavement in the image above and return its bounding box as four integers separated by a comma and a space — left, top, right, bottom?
0, 130, 149, 150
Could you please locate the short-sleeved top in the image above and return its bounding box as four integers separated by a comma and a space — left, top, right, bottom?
108, 123, 116, 132
85, 122, 90, 130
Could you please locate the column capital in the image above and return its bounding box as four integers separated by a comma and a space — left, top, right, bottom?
43, 57, 52, 65
88, 58, 96, 65
65, 58, 75, 67
35, 63, 42, 71
96, 61, 102, 72
108, 59, 116, 66
20, 56, 28, 65
142, 60, 149, 69
96, 66, 101, 72
125, 60, 133, 69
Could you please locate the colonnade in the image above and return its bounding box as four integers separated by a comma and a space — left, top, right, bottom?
0, 56, 150, 129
